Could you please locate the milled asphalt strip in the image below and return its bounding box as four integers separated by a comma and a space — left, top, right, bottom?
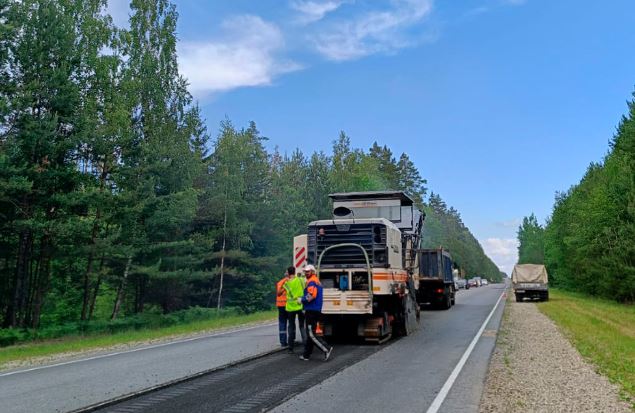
0, 321, 276, 377
425, 290, 506, 413
70, 346, 285, 413
96, 343, 385, 413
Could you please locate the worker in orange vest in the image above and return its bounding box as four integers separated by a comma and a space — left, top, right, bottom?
276, 269, 291, 347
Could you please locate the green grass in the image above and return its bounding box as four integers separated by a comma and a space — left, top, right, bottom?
0, 310, 276, 369
537, 289, 635, 405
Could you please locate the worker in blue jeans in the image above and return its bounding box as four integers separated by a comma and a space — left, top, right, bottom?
276, 269, 291, 347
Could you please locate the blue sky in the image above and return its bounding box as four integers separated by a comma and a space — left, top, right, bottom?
111, 0, 635, 274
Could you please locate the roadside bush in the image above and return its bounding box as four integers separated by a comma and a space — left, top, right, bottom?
0, 306, 252, 347
0, 329, 27, 347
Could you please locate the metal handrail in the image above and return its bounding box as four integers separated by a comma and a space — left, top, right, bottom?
317, 243, 373, 296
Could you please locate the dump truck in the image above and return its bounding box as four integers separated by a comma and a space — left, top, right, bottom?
512, 264, 549, 302
293, 191, 423, 343
415, 248, 456, 310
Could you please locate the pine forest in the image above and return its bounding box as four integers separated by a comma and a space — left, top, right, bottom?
0, 0, 501, 341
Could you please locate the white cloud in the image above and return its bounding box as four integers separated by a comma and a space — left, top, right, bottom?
312, 0, 434, 61
290, 0, 346, 24
502, 0, 526, 5
178, 15, 300, 97
495, 218, 522, 228
481, 237, 518, 275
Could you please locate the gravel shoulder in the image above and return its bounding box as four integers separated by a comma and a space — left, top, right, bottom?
479, 296, 632, 412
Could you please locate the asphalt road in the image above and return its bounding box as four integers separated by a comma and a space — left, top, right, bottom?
1, 282, 506, 413
273, 282, 507, 413
94, 343, 385, 413
0, 323, 279, 413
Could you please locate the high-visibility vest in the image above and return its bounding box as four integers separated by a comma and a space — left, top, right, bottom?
284, 276, 305, 312
276, 277, 289, 307
301, 274, 323, 312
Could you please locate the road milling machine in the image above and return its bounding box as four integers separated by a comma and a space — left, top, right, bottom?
293, 191, 424, 343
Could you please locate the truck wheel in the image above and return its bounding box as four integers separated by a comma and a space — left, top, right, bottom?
442, 290, 452, 310
515, 293, 522, 303
543, 291, 549, 302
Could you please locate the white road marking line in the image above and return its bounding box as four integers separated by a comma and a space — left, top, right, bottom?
0, 322, 276, 378
425, 290, 506, 413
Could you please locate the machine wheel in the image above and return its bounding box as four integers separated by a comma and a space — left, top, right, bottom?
399, 293, 419, 336
363, 313, 393, 344
515, 293, 522, 303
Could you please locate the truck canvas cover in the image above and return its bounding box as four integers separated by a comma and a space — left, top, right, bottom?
512, 264, 548, 284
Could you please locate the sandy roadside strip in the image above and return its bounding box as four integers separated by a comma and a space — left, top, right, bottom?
479, 297, 632, 412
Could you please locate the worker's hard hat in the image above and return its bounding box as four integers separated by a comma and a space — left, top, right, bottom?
304, 264, 316, 272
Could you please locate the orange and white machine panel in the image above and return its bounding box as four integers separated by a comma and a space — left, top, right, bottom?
293, 234, 308, 273
371, 269, 409, 295
321, 268, 410, 315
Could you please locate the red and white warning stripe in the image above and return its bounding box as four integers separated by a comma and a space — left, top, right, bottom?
293, 234, 308, 271
295, 246, 306, 269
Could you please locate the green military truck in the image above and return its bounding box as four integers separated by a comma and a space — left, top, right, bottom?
512, 264, 549, 302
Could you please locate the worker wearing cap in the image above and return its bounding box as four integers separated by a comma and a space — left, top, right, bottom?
298, 265, 333, 361
276, 269, 291, 347
283, 266, 306, 353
